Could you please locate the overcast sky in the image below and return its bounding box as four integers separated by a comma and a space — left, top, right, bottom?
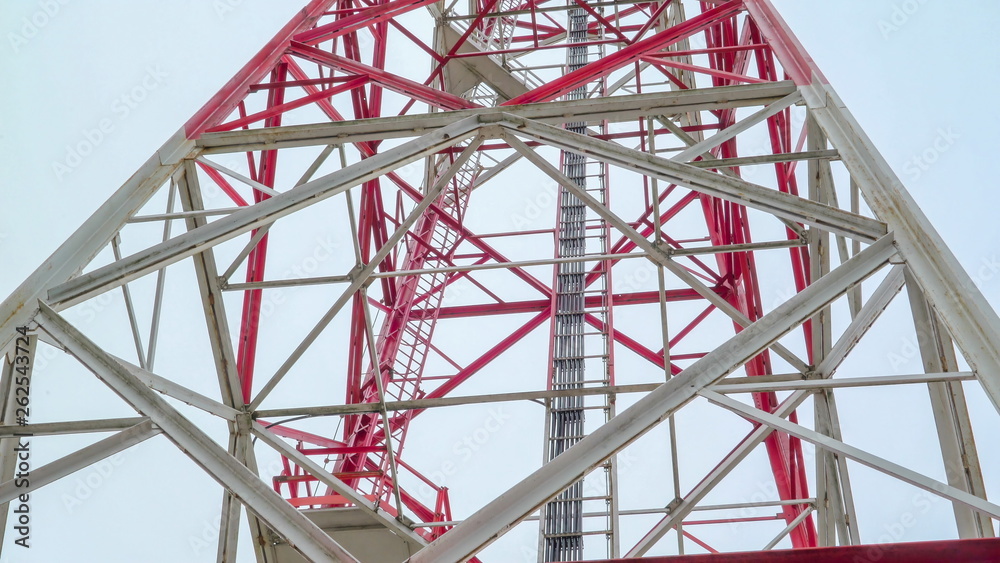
1, 1, 998, 561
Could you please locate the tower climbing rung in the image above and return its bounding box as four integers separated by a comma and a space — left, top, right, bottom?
541, 3, 617, 561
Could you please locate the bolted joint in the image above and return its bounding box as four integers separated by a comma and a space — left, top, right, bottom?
235, 411, 253, 434
665, 497, 683, 514
654, 240, 674, 260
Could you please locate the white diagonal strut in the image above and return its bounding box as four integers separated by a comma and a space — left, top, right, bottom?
699, 390, 1000, 520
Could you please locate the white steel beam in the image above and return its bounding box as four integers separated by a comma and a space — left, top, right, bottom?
671, 91, 802, 163
238, 423, 279, 563
763, 506, 814, 551
905, 270, 994, 538
176, 162, 244, 408
195, 156, 281, 197
700, 390, 1000, 520
408, 235, 896, 562
807, 110, 856, 546
251, 372, 972, 419
35, 302, 359, 563
0, 420, 160, 504
112, 355, 241, 421
815, 265, 905, 377
196, 81, 796, 153
715, 372, 975, 394
222, 250, 651, 290
0, 417, 149, 438
686, 149, 840, 170
176, 163, 263, 561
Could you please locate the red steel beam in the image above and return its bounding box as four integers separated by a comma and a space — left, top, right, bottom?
576, 539, 1000, 563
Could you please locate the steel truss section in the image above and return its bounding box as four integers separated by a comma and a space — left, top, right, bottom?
410, 235, 898, 562
35, 303, 360, 563
2, 0, 999, 561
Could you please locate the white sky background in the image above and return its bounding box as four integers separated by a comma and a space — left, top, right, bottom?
0, 0, 999, 561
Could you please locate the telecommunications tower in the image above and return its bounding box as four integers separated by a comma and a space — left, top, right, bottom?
2, 0, 998, 561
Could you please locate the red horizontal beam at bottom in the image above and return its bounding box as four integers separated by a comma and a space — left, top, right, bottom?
580, 539, 1000, 563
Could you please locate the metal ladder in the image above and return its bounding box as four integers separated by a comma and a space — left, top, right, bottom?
340, 9, 518, 505
540, 4, 618, 561
341, 132, 486, 504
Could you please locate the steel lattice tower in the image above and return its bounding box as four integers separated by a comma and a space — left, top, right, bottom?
2, 1, 999, 562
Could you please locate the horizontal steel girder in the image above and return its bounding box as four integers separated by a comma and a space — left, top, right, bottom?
0, 417, 150, 438
46, 111, 883, 320
196, 81, 796, 152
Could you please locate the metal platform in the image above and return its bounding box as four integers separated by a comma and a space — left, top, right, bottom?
271, 507, 422, 563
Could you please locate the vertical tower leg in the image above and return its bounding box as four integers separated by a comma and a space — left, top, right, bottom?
808, 112, 858, 546
905, 270, 994, 538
